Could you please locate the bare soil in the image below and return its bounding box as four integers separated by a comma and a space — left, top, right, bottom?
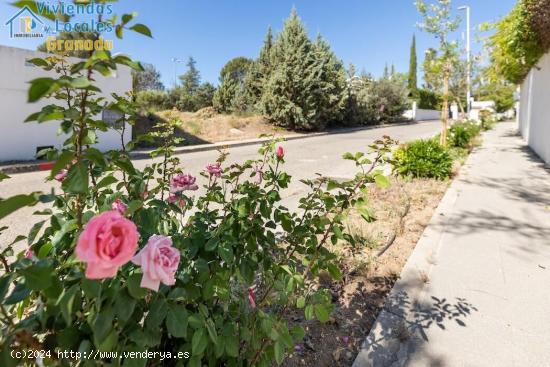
283, 177, 450, 367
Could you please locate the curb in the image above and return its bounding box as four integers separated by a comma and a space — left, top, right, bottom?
0, 120, 421, 175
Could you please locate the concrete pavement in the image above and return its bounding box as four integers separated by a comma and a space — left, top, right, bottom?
353, 121, 550, 367
0, 121, 440, 251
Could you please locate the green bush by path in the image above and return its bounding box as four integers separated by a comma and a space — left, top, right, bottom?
393, 139, 453, 180
447, 121, 481, 149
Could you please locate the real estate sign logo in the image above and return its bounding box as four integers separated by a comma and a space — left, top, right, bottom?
5, 6, 45, 38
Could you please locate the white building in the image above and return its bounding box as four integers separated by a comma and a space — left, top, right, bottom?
518, 51, 550, 165
0, 45, 132, 161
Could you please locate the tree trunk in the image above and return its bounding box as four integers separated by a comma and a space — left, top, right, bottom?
440, 70, 450, 145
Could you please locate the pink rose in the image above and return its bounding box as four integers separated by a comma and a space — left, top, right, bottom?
276, 146, 284, 160
76, 211, 139, 279
205, 163, 222, 178
111, 198, 128, 215
54, 169, 68, 182
248, 287, 256, 310
167, 193, 186, 208
25, 249, 34, 259
170, 173, 198, 193
131, 235, 180, 292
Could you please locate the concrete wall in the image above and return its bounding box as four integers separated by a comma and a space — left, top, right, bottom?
0, 45, 132, 161
518, 51, 550, 164
404, 102, 440, 121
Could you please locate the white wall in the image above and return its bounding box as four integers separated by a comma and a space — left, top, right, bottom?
518, 51, 550, 164
403, 102, 440, 121
0, 45, 132, 161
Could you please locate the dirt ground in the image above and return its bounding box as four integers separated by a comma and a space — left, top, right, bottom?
134, 108, 296, 146
283, 177, 450, 367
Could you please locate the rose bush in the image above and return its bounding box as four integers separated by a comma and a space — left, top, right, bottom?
0, 2, 394, 366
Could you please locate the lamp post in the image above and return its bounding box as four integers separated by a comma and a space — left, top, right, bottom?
458, 5, 471, 115
171, 58, 184, 88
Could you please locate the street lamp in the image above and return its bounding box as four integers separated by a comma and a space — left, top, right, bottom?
171, 58, 184, 88
458, 5, 471, 116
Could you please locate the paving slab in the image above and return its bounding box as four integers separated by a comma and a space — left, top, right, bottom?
353, 121, 550, 367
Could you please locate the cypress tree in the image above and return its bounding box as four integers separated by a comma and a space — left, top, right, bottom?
311, 34, 348, 126
260, 8, 318, 130
408, 34, 418, 93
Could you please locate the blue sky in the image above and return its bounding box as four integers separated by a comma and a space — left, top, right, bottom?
1, 0, 516, 88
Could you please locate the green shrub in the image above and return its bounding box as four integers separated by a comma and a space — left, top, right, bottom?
135, 90, 169, 113
447, 121, 481, 149
415, 88, 442, 110
393, 139, 453, 180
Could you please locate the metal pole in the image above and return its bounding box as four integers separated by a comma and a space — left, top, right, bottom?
466, 6, 471, 115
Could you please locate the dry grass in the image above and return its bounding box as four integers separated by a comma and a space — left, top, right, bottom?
134, 108, 295, 147
284, 177, 449, 367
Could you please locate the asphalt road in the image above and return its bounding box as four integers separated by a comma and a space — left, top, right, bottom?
0, 121, 440, 251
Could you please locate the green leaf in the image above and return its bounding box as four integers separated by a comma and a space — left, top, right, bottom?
374, 174, 390, 188
129, 23, 152, 37
205, 318, 218, 345
20, 262, 53, 290
27, 220, 45, 245
4, 283, 30, 305
26, 57, 48, 67
327, 263, 343, 281
28, 77, 58, 102
114, 290, 136, 323
49, 150, 74, 179
127, 273, 148, 299
191, 328, 208, 355
97, 175, 118, 189
273, 341, 285, 365
62, 161, 89, 194
93, 305, 114, 341
70, 77, 91, 89
218, 244, 234, 264
225, 335, 239, 357
98, 329, 118, 352
166, 304, 188, 338
291, 325, 306, 341
0, 274, 13, 303
296, 296, 306, 309
57, 285, 78, 325
145, 299, 168, 328
81, 279, 101, 299
314, 304, 330, 323
0, 172, 10, 182
0, 193, 40, 220
304, 304, 314, 321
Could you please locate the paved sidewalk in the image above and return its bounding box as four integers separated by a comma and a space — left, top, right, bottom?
353, 121, 550, 367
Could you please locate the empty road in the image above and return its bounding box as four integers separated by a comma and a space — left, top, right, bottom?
0, 121, 440, 251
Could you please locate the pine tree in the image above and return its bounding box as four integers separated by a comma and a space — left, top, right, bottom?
179, 57, 201, 95
383, 63, 389, 79
408, 34, 418, 93
310, 34, 348, 126
260, 8, 318, 130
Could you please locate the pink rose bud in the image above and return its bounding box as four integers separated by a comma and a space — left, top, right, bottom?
111, 198, 128, 215
75, 211, 139, 279
142, 191, 149, 200
276, 146, 284, 160
248, 287, 256, 310
205, 163, 222, 178
25, 249, 34, 259
54, 169, 68, 182
131, 235, 180, 292
170, 173, 198, 193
